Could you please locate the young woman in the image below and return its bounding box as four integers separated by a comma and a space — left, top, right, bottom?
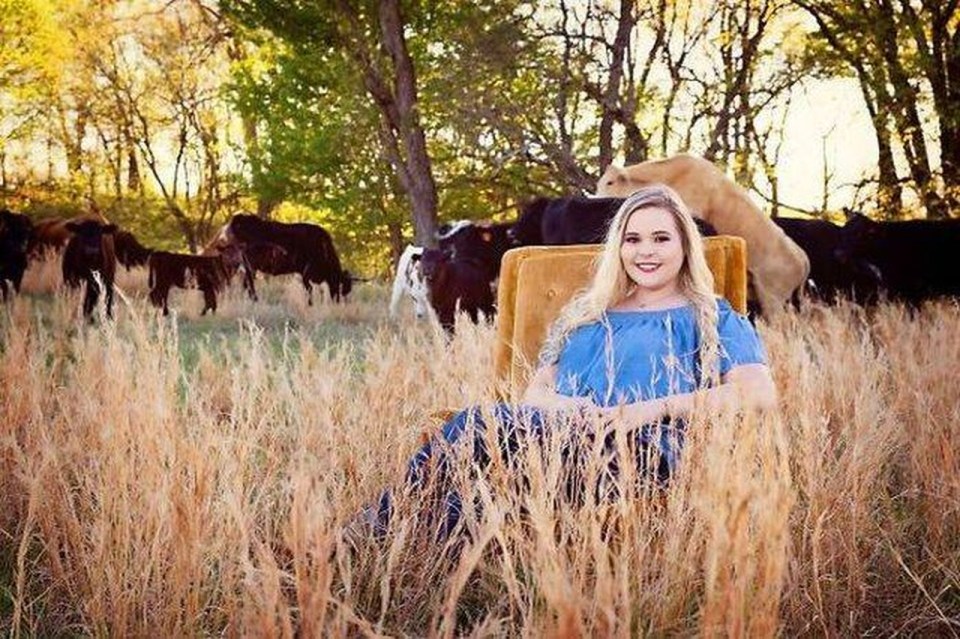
363, 184, 776, 538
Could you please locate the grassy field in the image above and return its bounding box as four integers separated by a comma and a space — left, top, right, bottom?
1, 260, 958, 636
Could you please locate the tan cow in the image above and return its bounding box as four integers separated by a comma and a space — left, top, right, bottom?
597, 153, 809, 314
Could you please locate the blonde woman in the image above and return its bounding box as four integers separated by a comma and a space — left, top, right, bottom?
363, 185, 776, 539
524, 183, 776, 424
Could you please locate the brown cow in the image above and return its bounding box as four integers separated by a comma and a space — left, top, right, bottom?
62, 219, 118, 317
29, 217, 75, 257
597, 154, 810, 315
148, 245, 244, 316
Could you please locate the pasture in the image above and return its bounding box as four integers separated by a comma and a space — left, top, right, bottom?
1, 262, 958, 636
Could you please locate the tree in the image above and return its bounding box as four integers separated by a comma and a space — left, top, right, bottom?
224, 0, 441, 246
795, 0, 959, 218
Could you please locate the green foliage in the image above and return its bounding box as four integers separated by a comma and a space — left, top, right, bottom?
221, 0, 566, 270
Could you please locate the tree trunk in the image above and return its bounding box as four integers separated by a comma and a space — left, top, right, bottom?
597, 0, 635, 173
377, 0, 438, 246
389, 221, 403, 268
857, 79, 903, 212
126, 145, 140, 194
875, 0, 947, 218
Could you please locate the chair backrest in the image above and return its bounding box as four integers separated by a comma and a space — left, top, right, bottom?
493, 235, 748, 399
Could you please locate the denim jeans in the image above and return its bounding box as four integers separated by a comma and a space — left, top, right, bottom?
371, 403, 686, 540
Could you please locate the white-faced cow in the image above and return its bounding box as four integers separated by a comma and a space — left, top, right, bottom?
389, 244, 431, 319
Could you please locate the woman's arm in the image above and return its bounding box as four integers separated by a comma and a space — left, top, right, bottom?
614, 363, 778, 424
521, 364, 599, 413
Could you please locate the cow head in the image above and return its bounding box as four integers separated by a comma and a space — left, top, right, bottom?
595, 164, 643, 197
418, 248, 450, 289
225, 213, 266, 244
835, 210, 881, 262
336, 270, 354, 300
407, 252, 430, 318
834, 210, 885, 299
508, 198, 550, 245
217, 242, 246, 276
66, 220, 117, 258
0, 209, 34, 255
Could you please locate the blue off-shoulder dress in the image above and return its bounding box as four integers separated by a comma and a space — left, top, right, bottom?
375, 299, 766, 536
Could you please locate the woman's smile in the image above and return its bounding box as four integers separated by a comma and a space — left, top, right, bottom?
620, 206, 684, 300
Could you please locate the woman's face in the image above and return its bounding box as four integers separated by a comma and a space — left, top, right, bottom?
619, 206, 685, 296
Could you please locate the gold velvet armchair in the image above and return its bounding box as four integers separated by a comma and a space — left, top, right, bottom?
492, 236, 748, 400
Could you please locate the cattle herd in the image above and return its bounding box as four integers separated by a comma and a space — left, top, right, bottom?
1, 155, 959, 327
0, 209, 355, 318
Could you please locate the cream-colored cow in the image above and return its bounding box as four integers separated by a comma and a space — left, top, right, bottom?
597, 153, 809, 314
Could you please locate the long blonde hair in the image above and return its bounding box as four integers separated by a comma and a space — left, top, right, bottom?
540, 184, 721, 388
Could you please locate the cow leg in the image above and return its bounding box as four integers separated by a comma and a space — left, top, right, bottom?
149, 285, 164, 311
480, 300, 496, 321
83, 278, 99, 317
150, 284, 171, 316
12, 262, 25, 293
302, 275, 314, 306
438, 306, 455, 333
201, 287, 217, 315
105, 281, 114, 318
243, 269, 258, 302
0, 279, 9, 301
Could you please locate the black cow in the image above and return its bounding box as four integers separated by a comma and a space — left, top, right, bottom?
510, 196, 716, 246
437, 220, 516, 283
62, 219, 117, 317
224, 214, 352, 304
772, 216, 882, 304
837, 210, 960, 306
420, 248, 495, 333
148, 246, 244, 315
0, 209, 34, 300
114, 230, 153, 269
231, 241, 293, 302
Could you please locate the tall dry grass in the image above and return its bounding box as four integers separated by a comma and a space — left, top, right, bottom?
1, 276, 958, 637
